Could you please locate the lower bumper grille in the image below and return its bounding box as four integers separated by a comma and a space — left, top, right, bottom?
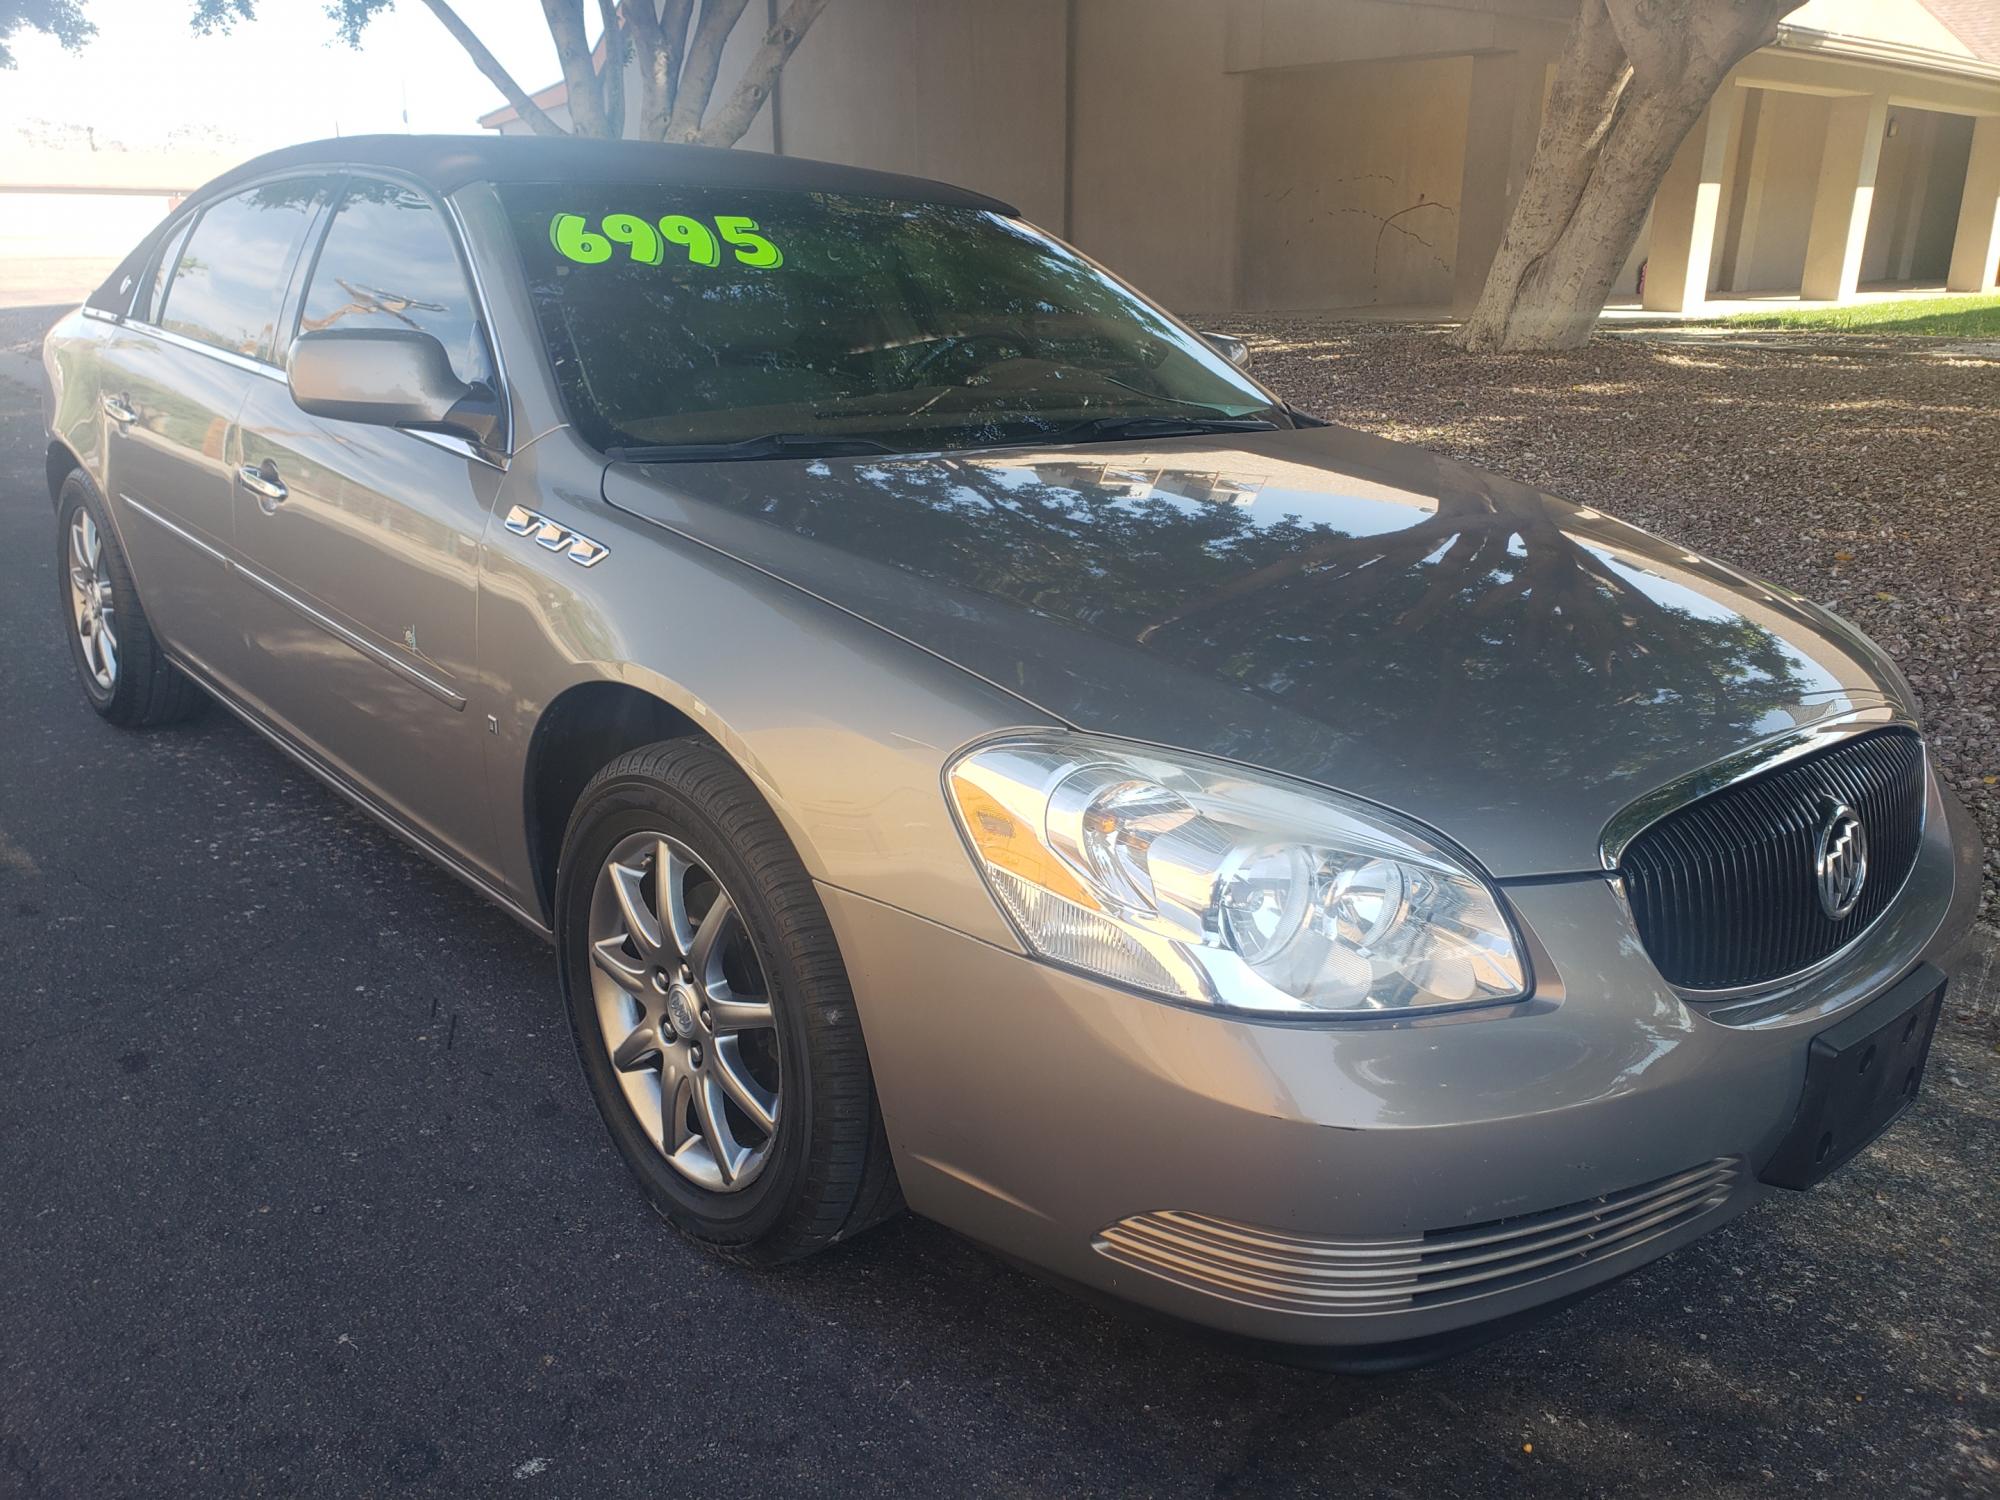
1094, 1158, 1741, 1316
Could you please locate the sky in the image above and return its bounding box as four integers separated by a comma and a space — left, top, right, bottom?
1, 0, 580, 153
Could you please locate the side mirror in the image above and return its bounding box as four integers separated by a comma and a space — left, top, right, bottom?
287, 328, 499, 448
1200, 331, 1251, 371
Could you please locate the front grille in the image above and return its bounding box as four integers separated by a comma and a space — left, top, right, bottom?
1093, 1159, 1741, 1316
1619, 728, 1924, 990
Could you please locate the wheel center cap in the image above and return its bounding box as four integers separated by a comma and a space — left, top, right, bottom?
664, 983, 700, 1041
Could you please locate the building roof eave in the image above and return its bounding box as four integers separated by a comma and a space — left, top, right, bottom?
1771, 22, 2000, 89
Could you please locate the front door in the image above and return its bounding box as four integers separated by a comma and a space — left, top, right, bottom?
99, 182, 329, 674
226, 176, 507, 880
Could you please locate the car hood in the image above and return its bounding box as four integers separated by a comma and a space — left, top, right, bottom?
604, 425, 1908, 876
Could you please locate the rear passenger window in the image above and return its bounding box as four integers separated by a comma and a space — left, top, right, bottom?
160, 180, 328, 360
300, 180, 494, 388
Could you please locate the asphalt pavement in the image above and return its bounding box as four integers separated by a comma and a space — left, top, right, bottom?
2, 334, 1997, 1498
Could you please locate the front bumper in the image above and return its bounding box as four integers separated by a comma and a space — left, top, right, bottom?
822, 769, 1983, 1361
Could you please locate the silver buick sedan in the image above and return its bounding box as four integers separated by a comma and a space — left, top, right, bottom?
41, 135, 1983, 1368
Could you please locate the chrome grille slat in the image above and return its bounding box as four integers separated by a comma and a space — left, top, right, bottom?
1094, 1159, 1740, 1316
1114, 1174, 1734, 1289
1619, 729, 1924, 990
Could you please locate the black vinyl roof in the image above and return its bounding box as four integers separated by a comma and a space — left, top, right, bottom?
199, 134, 1018, 214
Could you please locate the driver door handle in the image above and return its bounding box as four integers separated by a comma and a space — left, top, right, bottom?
102, 393, 138, 425
238, 461, 289, 512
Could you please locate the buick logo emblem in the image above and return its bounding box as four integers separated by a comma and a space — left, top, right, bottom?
1813, 799, 1869, 921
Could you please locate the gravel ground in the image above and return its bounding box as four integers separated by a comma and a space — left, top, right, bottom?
1226, 317, 2000, 921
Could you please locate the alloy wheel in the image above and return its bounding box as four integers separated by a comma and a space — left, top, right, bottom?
67, 509, 117, 692
586, 831, 782, 1192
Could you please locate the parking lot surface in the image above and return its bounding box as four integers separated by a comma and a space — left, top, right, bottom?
2, 326, 1996, 1497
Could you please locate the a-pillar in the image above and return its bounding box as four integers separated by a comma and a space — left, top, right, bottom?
1947, 114, 2000, 293
1800, 93, 1889, 302
1643, 87, 1746, 312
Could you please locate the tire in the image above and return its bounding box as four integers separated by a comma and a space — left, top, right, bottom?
555, 738, 901, 1263
56, 469, 204, 728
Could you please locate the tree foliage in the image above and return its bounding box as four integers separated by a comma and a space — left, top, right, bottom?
0, 0, 94, 68
1457, 0, 1803, 352
201, 1, 832, 148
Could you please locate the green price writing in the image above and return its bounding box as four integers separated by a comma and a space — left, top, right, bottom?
549, 212, 784, 269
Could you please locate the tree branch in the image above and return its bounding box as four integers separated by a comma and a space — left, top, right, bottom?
693, 0, 829, 147
542, 0, 611, 137
665, 0, 751, 142
628, 0, 695, 138
597, 0, 626, 137
419, 0, 569, 137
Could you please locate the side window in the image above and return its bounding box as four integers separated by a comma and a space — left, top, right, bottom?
299, 180, 494, 388
159, 179, 328, 361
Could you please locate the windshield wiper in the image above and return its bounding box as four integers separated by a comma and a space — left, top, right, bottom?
1041, 414, 1283, 446
607, 433, 900, 463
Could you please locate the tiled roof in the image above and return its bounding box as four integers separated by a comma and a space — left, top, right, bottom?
1922, 0, 2000, 63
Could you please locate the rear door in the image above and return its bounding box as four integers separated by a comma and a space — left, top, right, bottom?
227, 175, 507, 877
97, 178, 333, 676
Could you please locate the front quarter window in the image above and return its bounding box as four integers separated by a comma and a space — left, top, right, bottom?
500, 184, 1284, 457
300, 179, 495, 388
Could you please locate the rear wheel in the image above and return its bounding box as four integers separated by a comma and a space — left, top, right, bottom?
56, 470, 203, 727
555, 739, 901, 1262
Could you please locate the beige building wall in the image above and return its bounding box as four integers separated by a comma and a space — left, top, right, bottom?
1860, 108, 1974, 281
480, 0, 2000, 313
1067, 0, 1242, 310
1238, 56, 1473, 310
1729, 90, 1834, 292
776, 0, 1067, 229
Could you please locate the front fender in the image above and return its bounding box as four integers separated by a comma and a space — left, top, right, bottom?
481, 430, 1048, 952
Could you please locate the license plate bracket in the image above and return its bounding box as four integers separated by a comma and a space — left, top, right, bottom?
1759, 963, 1944, 1191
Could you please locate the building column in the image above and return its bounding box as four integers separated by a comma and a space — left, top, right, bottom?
1947, 114, 2000, 293
1643, 87, 1745, 312
1800, 93, 1889, 301
1452, 49, 1551, 315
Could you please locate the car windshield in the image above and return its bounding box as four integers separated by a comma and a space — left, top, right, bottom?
499, 183, 1287, 457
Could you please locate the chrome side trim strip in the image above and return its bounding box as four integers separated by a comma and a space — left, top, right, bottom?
168, 648, 551, 941
118, 492, 466, 711
233, 567, 467, 711
119, 492, 229, 564
1597, 703, 1918, 870
409, 427, 506, 470
145, 324, 287, 382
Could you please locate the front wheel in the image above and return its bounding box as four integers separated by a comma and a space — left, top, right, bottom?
555, 739, 901, 1263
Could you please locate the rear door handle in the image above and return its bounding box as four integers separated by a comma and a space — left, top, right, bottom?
102, 393, 138, 425
238, 461, 289, 513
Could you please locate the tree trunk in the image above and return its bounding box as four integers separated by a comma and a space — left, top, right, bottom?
665, 0, 753, 142
542, 0, 611, 137
597, 0, 626, 139
693, 0, 831, 147
420, 0, 830, 148
628, 0, 695, 141
1455, 0, 1798, 352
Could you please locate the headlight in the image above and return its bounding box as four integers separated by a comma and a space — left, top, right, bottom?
946, 735, 1527, 1018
